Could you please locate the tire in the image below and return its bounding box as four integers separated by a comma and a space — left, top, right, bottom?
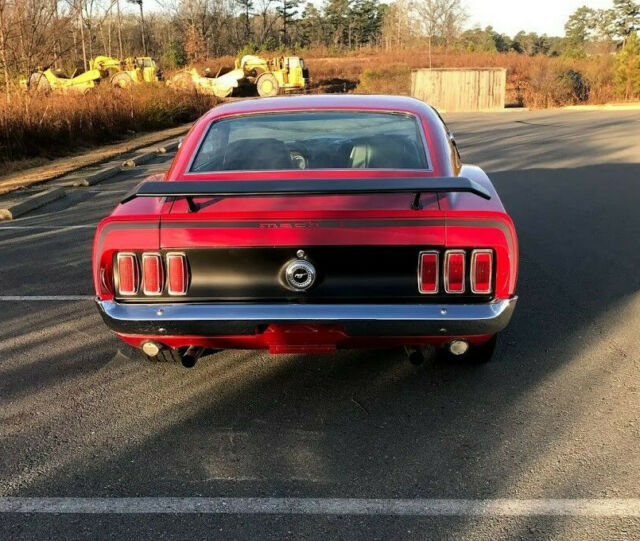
29, 72, 51, 94
438, 334, 498, 365
111, 72, 133, 88
256, 73, 279, 97
171, 72, 195, 91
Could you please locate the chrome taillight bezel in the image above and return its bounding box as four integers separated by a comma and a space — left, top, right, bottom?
443, 249, 466, 294
417, 250, 440, 294
141, 253, 164, 296
166, 252, 189, 296
115, 252, 139, 296
470, 249, 493, 294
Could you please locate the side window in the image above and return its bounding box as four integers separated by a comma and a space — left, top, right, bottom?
431, 106, 461, 163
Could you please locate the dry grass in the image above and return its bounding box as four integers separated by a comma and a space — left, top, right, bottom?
302, 47, 617, 107
0, 47, 623, 167
167, 47, 619, 106
0, 85, 217, 164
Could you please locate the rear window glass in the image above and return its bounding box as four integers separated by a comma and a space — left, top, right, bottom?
189, 111, 429, 172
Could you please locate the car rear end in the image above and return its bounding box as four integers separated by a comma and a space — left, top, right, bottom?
94, 195, 518, 361
93, 96, 518, 364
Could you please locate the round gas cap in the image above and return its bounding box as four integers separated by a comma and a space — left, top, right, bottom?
285, 259, 316, 291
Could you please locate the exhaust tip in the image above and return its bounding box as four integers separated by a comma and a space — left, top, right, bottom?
181, 355, 198, 368
141, 341, 162, 357
405, 346, 425, 365
181, 346, 205, 368
449, 340, 470, 356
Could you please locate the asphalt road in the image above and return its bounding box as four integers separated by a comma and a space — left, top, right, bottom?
1, 110, 639, 540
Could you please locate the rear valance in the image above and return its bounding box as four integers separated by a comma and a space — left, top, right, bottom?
121, 177, 491, 212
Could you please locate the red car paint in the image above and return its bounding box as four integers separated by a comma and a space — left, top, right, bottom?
93, 95, 518, 355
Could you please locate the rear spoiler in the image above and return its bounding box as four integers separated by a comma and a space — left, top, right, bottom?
121, 177, 491, 212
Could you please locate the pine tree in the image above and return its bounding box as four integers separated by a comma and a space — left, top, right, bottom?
564, 6, 596, 51
277, 0, 300, 45
613, 0, 640, 39
615, 30, 640, 98
236, 0, 254, 41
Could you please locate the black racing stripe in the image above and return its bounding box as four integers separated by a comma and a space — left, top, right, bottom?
161, 219, 446, 229
96, 222, 159, 256
446, 219, 516, 284
446, 219, 515, 259
96, 219, 514, 268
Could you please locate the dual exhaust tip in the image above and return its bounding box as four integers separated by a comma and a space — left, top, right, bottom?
142, 341, 203, 368
406, 340, 470, 365
143, 339, 471, 367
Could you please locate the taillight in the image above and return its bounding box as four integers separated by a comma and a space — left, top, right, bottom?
471, 250, 493, 294
116, 253, 139, 295
142, 253, 164, 295
444, 250, 465, 293
167, 253, 189, 295
418, 251, 439, 294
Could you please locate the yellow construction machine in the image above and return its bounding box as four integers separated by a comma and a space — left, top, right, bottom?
92, 56, 163, 87
238, 55, 309, 96
168, 66, 245, 98
20, 66, 102, 94
21, 55, 162, 94
168, 54, 309, 98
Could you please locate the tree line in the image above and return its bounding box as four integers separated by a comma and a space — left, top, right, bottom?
0, 0, 639, 92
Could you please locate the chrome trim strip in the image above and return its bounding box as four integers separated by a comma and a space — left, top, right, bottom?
96, 297, 517, 337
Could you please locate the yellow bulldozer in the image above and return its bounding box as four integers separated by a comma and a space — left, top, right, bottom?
168, 54, 309, 98
21, 55, 162, 94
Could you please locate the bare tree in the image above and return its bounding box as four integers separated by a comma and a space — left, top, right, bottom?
14, 0, 60, 74
412, 0, 466, 44
115, 0, 123, 56
0, 0, 12, 99
128, 0, 147, 54
254, 0, 277, 46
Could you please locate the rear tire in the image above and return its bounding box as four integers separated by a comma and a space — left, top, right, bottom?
111, 72, 133, 88
438, 334, 497, 365
29, 72, 50, 94
171, 71, 195, 91
256, 73, 279, 97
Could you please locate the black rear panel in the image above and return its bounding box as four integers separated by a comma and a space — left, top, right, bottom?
117, 247, 492, 303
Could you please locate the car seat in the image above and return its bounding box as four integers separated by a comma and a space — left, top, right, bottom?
349, 135, 423, 169
222, 138, 293, 170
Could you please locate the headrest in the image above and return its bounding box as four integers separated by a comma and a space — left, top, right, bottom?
350, 135, 422, 169
223, 138, 293, 170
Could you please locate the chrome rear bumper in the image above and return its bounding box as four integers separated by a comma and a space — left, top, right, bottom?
96, 297, 517, 337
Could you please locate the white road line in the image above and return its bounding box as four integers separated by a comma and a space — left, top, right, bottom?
0, 296, 93, 301
0, 225, 95, 230
0, 498, 639, 516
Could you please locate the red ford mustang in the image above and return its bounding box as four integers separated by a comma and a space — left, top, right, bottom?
93, 95, 518, 367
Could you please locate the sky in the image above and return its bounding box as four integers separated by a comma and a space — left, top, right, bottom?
464, 0, 614, 37
144, 0, 615, 38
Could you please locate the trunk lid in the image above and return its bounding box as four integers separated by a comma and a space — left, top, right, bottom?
158, 193, 446, 302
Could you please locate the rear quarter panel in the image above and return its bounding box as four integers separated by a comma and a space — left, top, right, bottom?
439, 165, 518, 298
92, 197, 169, 300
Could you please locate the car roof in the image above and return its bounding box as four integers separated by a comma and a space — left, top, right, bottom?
202, 94, 433, 120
